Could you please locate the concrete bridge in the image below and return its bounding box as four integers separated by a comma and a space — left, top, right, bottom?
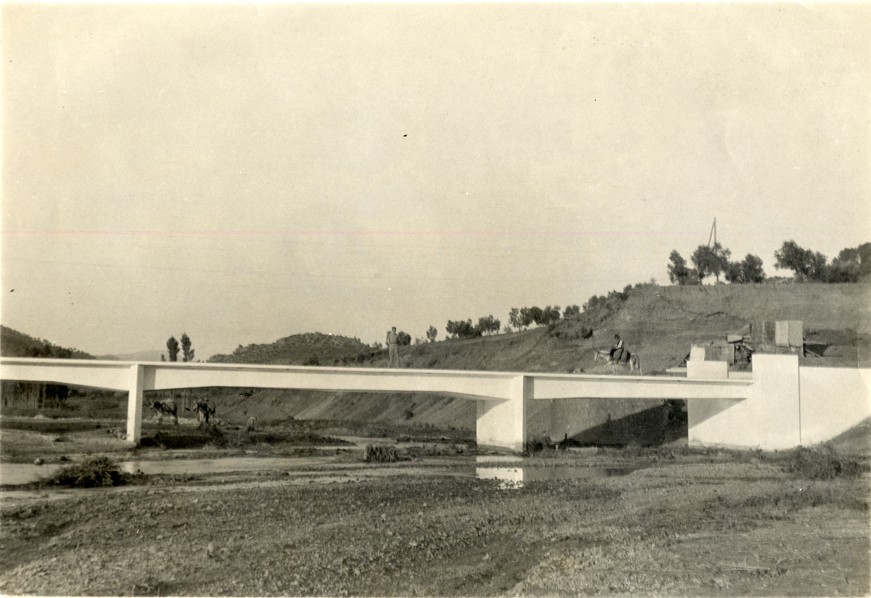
1, 355, 868, 451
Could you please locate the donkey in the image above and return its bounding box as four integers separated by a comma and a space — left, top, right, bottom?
188, 400, 216, 429
593, 349, 642, 375
150, 400, 179, 426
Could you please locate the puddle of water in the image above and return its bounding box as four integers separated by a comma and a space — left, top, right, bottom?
1, 457, 635, 487
475, 465, 634, 488
1, 463, 65, 486
473, 454, 635, 487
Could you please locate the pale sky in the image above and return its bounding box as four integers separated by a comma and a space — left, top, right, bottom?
1, 2, 869, 359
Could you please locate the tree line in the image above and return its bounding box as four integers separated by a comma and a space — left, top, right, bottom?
438, 305, 583, 341
667, 240, 870, 285
444, 315, 501, 340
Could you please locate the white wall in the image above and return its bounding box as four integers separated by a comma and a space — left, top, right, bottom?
800, 367, 871, 445
688, 354, 801, 450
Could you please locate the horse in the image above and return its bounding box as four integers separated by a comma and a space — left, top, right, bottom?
593, 349, 642, 375
150, 400, 178, 426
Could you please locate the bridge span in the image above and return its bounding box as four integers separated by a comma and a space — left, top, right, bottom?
1, 355, 868, 451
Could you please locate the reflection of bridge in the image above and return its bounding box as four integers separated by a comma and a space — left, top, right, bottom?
2, 355, 868, 452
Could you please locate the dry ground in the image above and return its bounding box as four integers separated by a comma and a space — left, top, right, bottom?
1, 419, 869, 597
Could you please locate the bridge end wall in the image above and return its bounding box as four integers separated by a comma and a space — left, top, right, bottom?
799, 366, 871, 445
689, 354, 800, 450
688, 355, 870, 450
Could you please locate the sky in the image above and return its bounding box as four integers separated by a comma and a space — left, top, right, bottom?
1, 2, 869, 360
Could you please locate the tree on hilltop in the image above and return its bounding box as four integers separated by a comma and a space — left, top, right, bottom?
725, 254, 766, 284
667, 250, 698, 285
426, 326, 438, 343
181, 333, 195, 362
563, 305, 581, 319
446, 319, 481, 339
542, 305, 561, 325
477, 315, 501, 336
508, 308, 525, 330
774, 240, 828, 282
166, 336, 179, 362
692, 242, 731, 283
828, 243, 871, 282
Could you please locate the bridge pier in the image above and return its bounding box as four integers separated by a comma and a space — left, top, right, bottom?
126, 364, 145, 444
475, 375, 530, 453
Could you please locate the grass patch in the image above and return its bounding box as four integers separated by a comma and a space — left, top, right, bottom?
779, 445, 866, 480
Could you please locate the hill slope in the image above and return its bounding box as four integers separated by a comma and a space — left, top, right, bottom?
209, 332, 377, 365
203, 283, 870, 433
0, 326, 93, 359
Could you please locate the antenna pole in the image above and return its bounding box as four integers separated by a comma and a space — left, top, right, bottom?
707, 218, 717, 247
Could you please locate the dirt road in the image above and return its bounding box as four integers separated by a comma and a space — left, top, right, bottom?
1, 436, 868, 597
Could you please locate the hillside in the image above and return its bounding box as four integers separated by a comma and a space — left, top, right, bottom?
206, 282, 871, 374
201, 283, 870, 432
0, 326, 93, 360
209, 332, 378, 365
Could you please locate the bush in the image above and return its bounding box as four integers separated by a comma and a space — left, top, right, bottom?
780, 445, 865, 480
364, 445, 401, 462
41, 457, 132, 488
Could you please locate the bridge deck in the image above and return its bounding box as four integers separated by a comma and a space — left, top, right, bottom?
0, 358, 752, 401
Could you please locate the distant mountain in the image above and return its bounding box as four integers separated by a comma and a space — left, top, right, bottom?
209, 332, 379, 366
0, 326, 94, 359
95, 350, 165, 362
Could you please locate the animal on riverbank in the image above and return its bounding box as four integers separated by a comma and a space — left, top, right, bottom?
188, 400, 215, 428
150, 400, 178, 426
593, 349, 642, 375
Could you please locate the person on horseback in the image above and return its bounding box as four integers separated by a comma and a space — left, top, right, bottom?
610, 334, 625, 363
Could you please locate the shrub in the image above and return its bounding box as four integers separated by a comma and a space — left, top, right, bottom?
780, 445, 865, 480
364, 445, 400, 462
41, 457, 132, 488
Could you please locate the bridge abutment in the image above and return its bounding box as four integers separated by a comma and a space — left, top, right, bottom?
688, 354, 801, 450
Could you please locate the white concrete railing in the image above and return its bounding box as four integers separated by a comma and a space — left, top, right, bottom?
2, 355, 865, 451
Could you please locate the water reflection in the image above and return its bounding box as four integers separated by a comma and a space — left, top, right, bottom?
475, 463, 634, 488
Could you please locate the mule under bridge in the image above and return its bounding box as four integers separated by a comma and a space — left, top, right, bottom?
1, 355, 868, 451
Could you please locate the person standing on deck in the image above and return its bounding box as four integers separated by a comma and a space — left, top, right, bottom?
387, 327, 401, 368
